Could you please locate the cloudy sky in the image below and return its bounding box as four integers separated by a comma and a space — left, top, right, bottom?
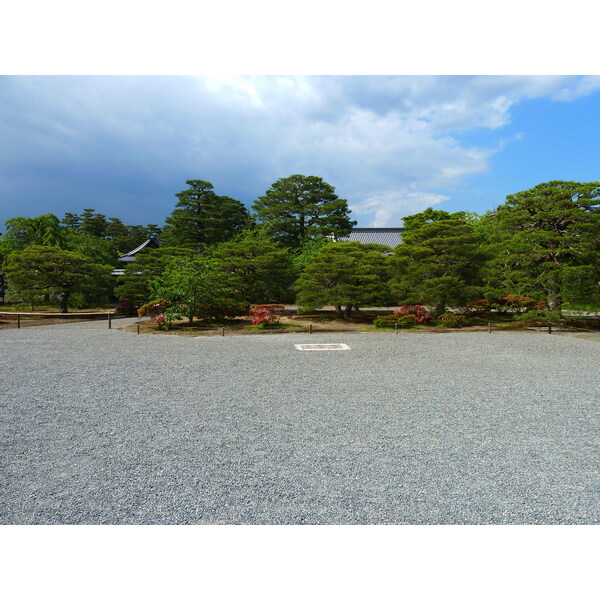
1, 75, 600, 231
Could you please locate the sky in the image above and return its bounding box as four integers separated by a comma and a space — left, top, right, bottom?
1, 75, 600, 232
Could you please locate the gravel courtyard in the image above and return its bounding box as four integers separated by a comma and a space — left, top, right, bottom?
1, 319, 598, 524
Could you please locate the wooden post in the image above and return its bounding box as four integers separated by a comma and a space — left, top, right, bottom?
108, 313, 112, 329
548, 323, 552, 334
137, 323, 140, 335
17, 313, 21, 329
395, 323, 398, 335
221, 326, 225, 337
488, 322, 492, 334
309, 324, 313, 334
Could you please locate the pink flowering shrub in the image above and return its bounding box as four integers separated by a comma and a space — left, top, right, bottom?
138, 300, 167, 319
249, 304, 285, 326
374, 305, 433, 328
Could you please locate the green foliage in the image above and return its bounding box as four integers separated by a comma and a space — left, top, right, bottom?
390, 210, 485, 314
161, 179, 249, 250
436, 313, 466, 328
4, 245, 112, 313
114, 247, 197, 307
2, 214, 65, 252
512, 309, 562, 324
295, 241, 391, 317
150, 256, 235, 323
291, 235, 333, 276
62, 229, 120, 267
252, 174, 356, 248
209, 228, 294, 303
481, 181, 600, 310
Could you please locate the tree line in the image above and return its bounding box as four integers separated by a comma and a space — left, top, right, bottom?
1, 176, 599, 317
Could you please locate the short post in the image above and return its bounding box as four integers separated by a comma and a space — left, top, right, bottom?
309, 324, 313, 334
17, 313, 21, 329
488, 322, 492, 334
395, 323, 398, 335
137, 323, 140, 335
548, 323, 552, 334
108, 312, 112, 329
221, 326, 225, 337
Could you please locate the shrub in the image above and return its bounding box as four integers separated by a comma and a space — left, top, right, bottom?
469, 295, 546, 313
138, 300, 167, 319
437, 313, 466, 328
373, 305, 433, 329
513, 309, 562, 324
249, 304, 285, 326
115, 298, 136, 315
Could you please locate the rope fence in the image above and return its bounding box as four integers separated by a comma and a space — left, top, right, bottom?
0, 311, 116, 329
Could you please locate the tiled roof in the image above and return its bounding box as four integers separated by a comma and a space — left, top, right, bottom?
118, 237, 160, 263
336, 228, 404, 248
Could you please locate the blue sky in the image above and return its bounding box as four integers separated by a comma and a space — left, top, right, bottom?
1, 75, 600, 232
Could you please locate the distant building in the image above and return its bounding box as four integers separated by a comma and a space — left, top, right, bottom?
112, 236, 160, 276
335, 227, 404, 248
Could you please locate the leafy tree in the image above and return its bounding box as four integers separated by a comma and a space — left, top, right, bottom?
161, 179, 249, 250
150, 256, 233, 323
114, 247, 197, 306
481, 181, 600, 310
295, 241, 391, 318
4, 245, 111, 313
291, 234, 333, 277
80, 208, 109, 238
252, 174, 356, 248
0, 237, 8, 302
2, 214, 65, 252
63, 229, 120, 267
390, 209, 485, 314
210, 228, 294, 304
61, 212, 82, 230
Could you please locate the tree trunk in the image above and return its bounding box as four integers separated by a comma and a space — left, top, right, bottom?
334, 304, 343, 319
435, 302, 446, 316
344, 304, 353, 318
57, 291, 69, 313
547, 275, 561, 311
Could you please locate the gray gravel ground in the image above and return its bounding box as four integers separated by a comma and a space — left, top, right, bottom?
1, 319, 599, 524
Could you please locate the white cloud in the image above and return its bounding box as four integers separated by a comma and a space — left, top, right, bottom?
1, 75, 599, 227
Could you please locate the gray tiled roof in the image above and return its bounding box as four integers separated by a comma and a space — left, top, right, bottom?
118, 237, 160, 263
336, 228, 404, 248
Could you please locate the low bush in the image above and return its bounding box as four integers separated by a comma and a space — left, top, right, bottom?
512, 309, 562, 324
374, 305, 433, 329
437, 313, 466, 328
469, 295, 546, 313
249, 304, 285, 326
138, 300, 167, 319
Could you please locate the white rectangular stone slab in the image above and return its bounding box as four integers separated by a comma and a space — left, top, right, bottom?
294, 343, 351, 351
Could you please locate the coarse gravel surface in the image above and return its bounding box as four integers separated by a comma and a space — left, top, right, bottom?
1, 318, 599, 524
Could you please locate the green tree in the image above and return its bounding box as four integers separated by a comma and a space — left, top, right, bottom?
252, 174, 356, 248
4, 245, 111, 313
210, 228, 294, 304
291, 235, 333, 277
390, 209, 485, 314
150, 256, 232, 323
482, 181, 600, 310
114, 247, 197, 306
161, 179, 249, 250
2, 214, 65, 252
80, 209, 109, 238
63, 229, 120, 267
61, 212, 82, 230
295, 241, 391, 318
